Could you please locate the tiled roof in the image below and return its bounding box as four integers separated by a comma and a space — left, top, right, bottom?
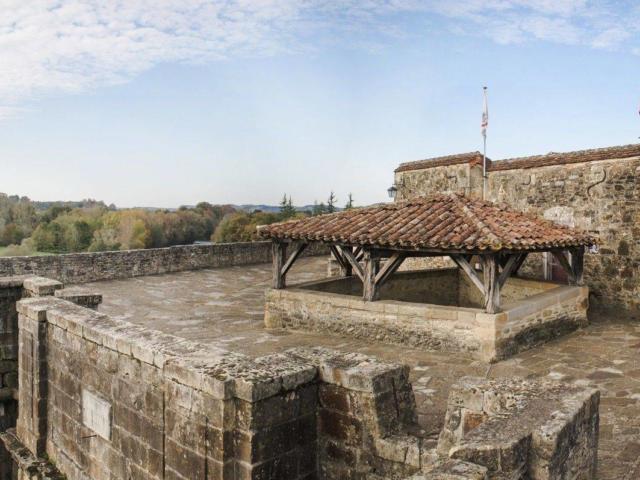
394, 152, 486, 173
258, 194, 595, 252
395, 144, 640, 173
489, 143, 640, 171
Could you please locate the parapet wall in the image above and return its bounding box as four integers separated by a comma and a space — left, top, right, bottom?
0, 241, 326, 285
5, 296, 421, 480
1, 294, 600, 479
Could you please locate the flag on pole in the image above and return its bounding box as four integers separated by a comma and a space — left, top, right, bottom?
481, 86, 488, 138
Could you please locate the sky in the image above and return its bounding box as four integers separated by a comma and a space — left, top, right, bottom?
0, 1, 639, 208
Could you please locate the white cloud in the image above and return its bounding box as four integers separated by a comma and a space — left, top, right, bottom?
0, 0, 637, 116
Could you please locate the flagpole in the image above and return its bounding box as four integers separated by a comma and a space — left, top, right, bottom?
483, 131, 487, 200
482, 86, 488, 201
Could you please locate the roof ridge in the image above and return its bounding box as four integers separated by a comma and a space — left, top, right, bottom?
450, 195, 503, 250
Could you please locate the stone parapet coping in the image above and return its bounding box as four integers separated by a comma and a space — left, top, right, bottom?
17, 296, 408, 403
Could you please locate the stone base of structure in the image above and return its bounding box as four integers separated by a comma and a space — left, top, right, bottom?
264, 269, 589, 362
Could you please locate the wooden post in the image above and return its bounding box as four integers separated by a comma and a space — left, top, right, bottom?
362, 249, 378, 301
571, 247, 585, 285
482, 254, 500, 313
272, 241, 287, 289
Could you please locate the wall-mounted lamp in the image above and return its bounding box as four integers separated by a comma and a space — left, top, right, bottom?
387, 178, 404, 200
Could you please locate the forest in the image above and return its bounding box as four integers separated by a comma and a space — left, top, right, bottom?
0, 191, 352, 256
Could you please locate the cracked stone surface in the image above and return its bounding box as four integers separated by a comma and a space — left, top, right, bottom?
82, 256, 640, 479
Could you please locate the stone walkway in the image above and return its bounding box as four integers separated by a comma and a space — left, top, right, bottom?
83, 257, 640, 479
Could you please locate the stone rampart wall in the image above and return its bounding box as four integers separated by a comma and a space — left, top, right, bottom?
0, 241, 327, 285
3, 296, 420, 480
396, 155, 640, 317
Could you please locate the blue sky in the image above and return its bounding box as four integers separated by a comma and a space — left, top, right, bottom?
1, 1, 639, 208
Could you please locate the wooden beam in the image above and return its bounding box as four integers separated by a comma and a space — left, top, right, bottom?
272, 241, 287, 289
482, 254, 501, 314
570, 247, 585, 285
330, 245, 347, 268
552, 250, 576, 284
281, 243, 308, 277
498, 253, 525, 288
362, 250, 378, 301
512, 252, 528, 276
375, 252, 406, 287
450, 254, 485, 296
340, 246, 365, 282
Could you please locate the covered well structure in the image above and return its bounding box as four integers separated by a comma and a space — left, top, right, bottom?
259, 194, 595, 314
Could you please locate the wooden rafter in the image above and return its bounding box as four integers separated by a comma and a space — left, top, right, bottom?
512, 252, 529, 276
281, 243, 307, 277
339, 246, 365, 282
375, 252, 406, 287
330, 245, 350, 274
450, 254, 485, 296
498, 252, 526, 288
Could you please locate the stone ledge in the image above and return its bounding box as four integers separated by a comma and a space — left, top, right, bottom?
54, 288, 102, 309
0, 428, 65, 479
23, 277, 63, 297
438, 377, 599, 479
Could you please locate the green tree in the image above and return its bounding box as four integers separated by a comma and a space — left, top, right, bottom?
345, 193, 354, 210
279, 194, 296, 219
327, 191, 337, 213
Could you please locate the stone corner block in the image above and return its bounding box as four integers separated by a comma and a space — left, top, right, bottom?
23, 276, 64, 297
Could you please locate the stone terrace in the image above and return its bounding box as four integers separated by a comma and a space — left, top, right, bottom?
81, 257, 640, 479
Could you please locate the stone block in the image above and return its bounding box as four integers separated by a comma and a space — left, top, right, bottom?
23, 277, 63, 297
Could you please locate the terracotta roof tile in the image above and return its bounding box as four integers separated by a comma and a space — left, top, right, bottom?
394, 152, 486, 173
395, 144, 640, 173
489, 143, 640, 171
258, 194, 596, 253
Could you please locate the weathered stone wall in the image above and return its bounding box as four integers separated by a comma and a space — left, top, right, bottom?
265, 280, 588, 362
1, 293, 600, 479
437, 377, 600, 479
459, 274, 558, 308
3, 296, 421, 480
303, 269, 460, 305
0, 241, 327, 285
0, 279, 20, 437
395, 163, 484, 201
396, 155, 640, 318
0, 276, 97, 448
486, 156, 640, 317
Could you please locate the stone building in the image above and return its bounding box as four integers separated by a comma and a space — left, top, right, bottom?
393, 144, 640, 318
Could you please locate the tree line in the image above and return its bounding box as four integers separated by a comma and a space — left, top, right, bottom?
212, 191, 355, 243
0, 191, 355, 255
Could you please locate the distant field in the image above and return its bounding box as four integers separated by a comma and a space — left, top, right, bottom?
0, 246, 51, 257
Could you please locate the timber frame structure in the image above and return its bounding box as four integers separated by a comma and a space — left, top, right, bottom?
261, 194, 596, 314
270, 240, 586, 313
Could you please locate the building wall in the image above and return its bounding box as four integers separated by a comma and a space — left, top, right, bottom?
395, 155, 640, 318
0, 241, 327, 285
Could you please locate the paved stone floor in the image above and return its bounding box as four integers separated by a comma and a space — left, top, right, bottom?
82, 257, 640, 479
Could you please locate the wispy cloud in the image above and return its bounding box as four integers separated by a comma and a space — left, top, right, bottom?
0, 0, 637, 116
